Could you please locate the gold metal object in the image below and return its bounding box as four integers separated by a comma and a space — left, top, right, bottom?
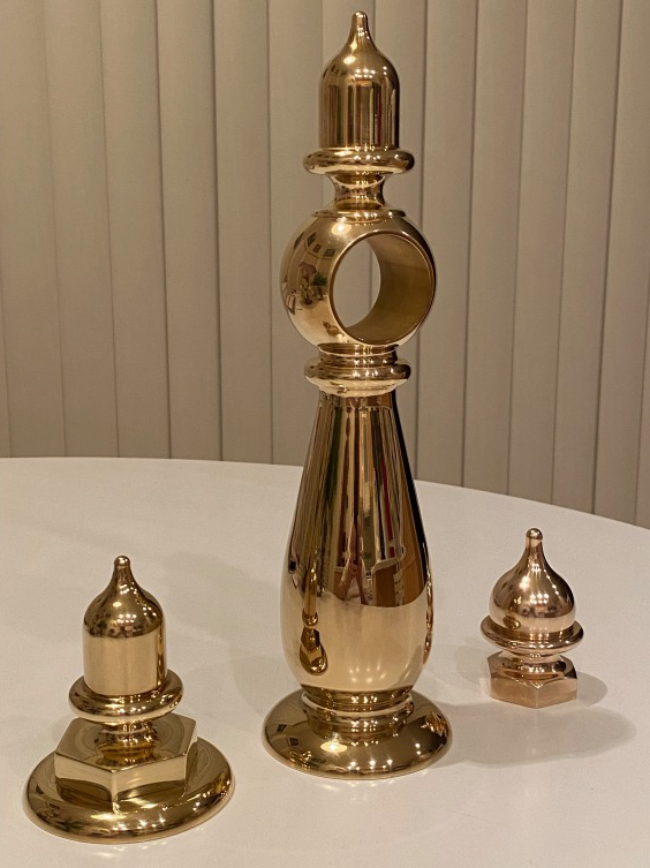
481, 529, 584, 708
264, 11, 449, 777
25, 556, 232, 842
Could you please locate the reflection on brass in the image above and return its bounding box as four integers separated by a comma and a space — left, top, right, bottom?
25, 556, 233, 842
481, 529, 584, 708
264, 11, 450, 777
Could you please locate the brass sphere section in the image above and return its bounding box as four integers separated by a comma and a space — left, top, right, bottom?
281, 210, 435, 350
25, 556, 233, 842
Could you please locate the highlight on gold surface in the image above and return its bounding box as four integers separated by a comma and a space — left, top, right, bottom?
481, 529, 584, 708
264, 11, 450, 777
25, 556, 233, 842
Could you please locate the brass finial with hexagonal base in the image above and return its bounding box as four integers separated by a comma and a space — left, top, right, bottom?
481, 529, 584, 708
25, 556, 233, 842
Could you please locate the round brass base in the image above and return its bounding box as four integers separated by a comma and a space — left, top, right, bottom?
25, 739, 233, 843
264, 690, 450, 778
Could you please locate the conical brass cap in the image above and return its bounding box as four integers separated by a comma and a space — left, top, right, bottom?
487, 529, 580, 641
320, 11, 399, 149
82, 556, 166, 696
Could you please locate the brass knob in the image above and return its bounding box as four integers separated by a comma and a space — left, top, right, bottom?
481, 529, 584, 707
26, 557, 233, 841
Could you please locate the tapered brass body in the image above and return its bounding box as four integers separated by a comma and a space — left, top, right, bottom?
264, 12, 449, 777
25, 557, 232, 842
481, 529, 584, 708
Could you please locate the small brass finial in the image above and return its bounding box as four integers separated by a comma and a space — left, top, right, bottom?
481, 529, 584, 707
26, 557, 233, 842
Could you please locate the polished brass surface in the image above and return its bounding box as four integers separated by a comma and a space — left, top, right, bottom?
25, 556, 233, 842
264, 12, 449, 777
265, 691, 449, 778
320, 11, 398, 149
481, 529, 584, 708
282, 12, 435, 353
83, 555, 165, 696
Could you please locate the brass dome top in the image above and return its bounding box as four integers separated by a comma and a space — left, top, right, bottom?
487, 529, 578, 639
320, 11, 399, 149
82, 556, 166, 696
84, 555, 163, 640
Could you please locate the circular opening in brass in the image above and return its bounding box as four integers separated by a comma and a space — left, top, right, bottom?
329, 243, 379, 328
330, 233, 434, 346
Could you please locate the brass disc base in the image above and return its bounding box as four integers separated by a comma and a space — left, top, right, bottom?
264, 690, 450, 778
25, 739, 233, 842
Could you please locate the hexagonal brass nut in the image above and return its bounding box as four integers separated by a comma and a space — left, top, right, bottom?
487, 653, 577, 708
54, 713, 197, 803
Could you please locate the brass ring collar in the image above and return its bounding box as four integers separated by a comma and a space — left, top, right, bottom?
305, 348, 410, 396
69, 669, 183, 725
481, 617, 584, 657
305, 147, 414, 176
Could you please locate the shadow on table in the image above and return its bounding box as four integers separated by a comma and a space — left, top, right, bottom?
431, 640, 636, 768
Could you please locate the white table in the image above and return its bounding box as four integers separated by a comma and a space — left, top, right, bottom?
1, 458, 649, 868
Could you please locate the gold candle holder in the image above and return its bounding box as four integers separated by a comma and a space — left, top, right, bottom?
25, 556, 232, 841
264, 11, 450, 777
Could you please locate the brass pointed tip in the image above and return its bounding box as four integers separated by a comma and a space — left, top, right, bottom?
351, 10, 370, 32
526, 528, 543, 549
110, 554, 140, 591
348, 11, 375, 48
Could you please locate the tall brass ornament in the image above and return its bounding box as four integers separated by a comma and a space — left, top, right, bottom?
264, 12, 450, 777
